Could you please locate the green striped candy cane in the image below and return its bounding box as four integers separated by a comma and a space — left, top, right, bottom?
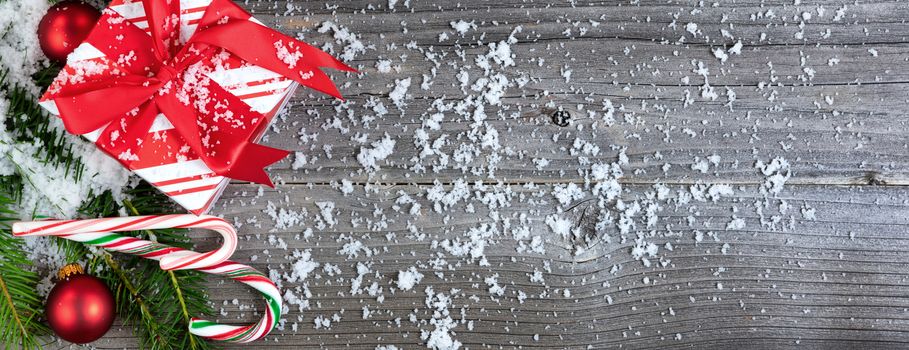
13, 215, 282, 343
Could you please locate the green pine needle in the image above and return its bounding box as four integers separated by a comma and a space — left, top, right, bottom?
0, 59, 215, 349
0, 70, 85, 181
69, 189, 216, 350
0, 195, 49, 350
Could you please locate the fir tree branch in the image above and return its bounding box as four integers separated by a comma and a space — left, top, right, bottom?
123, 199, 212, 350
169, 271, 200, 349
0, 70, 84, 181
2, 149, 68, 215
0, 195, 48, 350
58, 190, 215, 350
104, 256, 150, 318
0, 65, 214, 349
0, 256, 40, 350
101, 252, 171, 348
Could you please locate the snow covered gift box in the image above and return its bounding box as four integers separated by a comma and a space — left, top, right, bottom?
38, 0, 352, 214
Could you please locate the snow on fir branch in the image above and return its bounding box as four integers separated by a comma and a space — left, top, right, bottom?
0, 66, 215, 350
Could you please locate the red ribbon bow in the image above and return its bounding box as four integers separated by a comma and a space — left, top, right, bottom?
50, 0, 354, 186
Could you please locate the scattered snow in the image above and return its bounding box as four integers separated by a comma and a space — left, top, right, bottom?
396, 266, 424, 291
389, 78, 411, 109
0, 0, 134, 291
756, 157, 791, 195
104, 1, 873, 347
0, 0, 47, 92
450, 20, 476, 36
318, 21, 368, 61
357, 134, 396, 171
422, 287, 462, 350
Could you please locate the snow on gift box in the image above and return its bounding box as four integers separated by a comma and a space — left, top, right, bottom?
38, 0, 354, 215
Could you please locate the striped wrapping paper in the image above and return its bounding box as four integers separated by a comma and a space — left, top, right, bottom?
38, 0, 297, 215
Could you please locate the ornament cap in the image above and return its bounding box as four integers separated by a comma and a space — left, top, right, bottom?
57, 263, 84, 280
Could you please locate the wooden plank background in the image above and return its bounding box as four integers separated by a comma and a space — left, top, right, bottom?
76, 0, 909, 349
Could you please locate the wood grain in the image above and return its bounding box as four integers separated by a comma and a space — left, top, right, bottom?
79, 184, 909, 349
261, 83, 909, 185
62, 0, 909, 349
244, 0, 909, 185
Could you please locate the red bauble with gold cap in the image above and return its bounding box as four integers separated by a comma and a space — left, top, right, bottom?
37, 0, 100, 62
45, 264, 115, 344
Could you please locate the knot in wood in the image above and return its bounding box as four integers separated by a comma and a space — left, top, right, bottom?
551, 110, 571, 127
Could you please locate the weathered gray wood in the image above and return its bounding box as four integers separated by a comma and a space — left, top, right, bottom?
208, 185, 909, 349
61, 0, 909, 349
262, 83, 909, 185
241, 0, 909, 185
75, 183, 909, 349
76, 184, 909, 349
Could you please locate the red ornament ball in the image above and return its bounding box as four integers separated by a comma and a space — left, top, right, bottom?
45, 264, 115, 344
37, 0, 100, 62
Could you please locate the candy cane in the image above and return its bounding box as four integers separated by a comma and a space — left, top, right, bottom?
12, 215, 282, 343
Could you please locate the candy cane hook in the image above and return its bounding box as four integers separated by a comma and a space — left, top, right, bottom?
12, 215, 282, 343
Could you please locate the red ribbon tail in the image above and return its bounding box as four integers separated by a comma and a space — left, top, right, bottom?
222, 143, 289, 187
294, 41, 357, 73
189, 19, 353, 99
301, 68, 346, 100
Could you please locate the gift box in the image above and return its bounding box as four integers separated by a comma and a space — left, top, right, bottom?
39, 0, 352, 214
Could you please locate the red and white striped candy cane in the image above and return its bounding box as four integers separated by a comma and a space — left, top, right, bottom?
12, 215, 282, 343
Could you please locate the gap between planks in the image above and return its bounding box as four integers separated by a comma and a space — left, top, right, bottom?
246, 175, 909, 187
